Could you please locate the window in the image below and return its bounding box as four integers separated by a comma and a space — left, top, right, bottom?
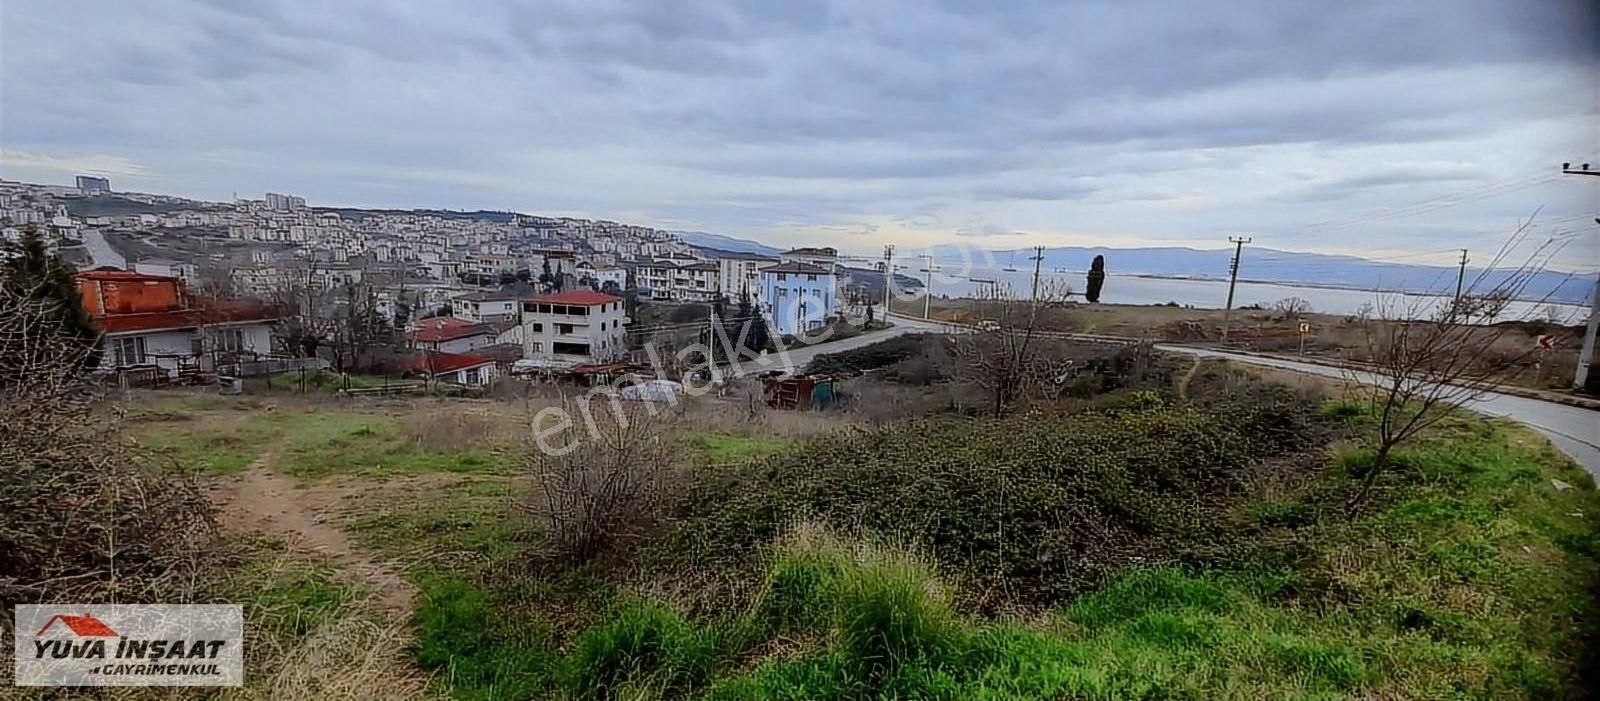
530, 342, 544, 352
213, 328, 245, 353
777, 273, 787, 281
559, 323, 574, 334
531, 322, 544, 332
807, 274, 817, 282
114, 336, 147, 366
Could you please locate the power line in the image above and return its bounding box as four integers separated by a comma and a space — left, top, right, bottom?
1305, 174, 1566, 232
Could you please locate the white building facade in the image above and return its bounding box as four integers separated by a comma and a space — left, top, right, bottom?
520, 291, 629, 366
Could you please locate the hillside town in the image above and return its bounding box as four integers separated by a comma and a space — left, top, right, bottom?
0, 177, 900, 388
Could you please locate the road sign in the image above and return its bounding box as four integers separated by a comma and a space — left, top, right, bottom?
1537, 334, 1556, 350
1298, 321, 1310, 334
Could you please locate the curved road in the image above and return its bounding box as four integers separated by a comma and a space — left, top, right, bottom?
787, 315, 1599, 478
1159, 346, 1600, 479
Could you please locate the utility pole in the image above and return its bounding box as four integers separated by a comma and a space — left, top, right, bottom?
923, 253, 935, 319
882, 244, 895, 316
1577, 264, 1599, 391
1029, 246, 1044, 304
1453, 248, 1468, 310
1027, 245, 1046, 330
1560, 161, 1600, 390
1221, 236, 1251, 342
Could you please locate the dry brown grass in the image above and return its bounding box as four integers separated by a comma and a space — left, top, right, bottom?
237, 618, 435, 701
395, 401, 527, 452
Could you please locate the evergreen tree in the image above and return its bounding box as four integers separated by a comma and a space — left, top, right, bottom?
2, 227, 99, 365
1085, 255, 1106, 303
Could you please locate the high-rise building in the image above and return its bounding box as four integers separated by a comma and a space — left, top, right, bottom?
75, 175, 111, 194
264, 192, 306, 211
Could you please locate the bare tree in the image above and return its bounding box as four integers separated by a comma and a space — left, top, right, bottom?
1443, 288, 1514, 323
1346, 222, 1570, 513
1273, 296, 1312, 319
522, 398, 682, 563
951, 279, 1074, 416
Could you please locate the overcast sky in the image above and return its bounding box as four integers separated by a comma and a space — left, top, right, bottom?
2, 0, 1597, 269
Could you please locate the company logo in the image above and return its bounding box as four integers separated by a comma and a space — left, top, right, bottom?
35, 614, 118, 638
14, 605, 243, 687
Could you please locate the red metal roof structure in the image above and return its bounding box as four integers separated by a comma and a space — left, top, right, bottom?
93, 300, 282, 334
405, 317, 493, 343
526, 290, 622, 306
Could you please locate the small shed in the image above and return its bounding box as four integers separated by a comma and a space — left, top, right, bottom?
763, 373, 835, 410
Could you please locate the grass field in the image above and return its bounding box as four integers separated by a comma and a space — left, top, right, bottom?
116, 374, 1600, 700
388, 388, 1594, 698
125, 392, 519, 478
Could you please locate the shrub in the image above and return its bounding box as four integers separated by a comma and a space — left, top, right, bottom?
0, 279, 216, 603
660, 388, 1327, 608
523, 400, 682, 564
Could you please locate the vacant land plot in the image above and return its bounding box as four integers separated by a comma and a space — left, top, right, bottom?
110, 350, 1600, 700
897, 297, 1585, 391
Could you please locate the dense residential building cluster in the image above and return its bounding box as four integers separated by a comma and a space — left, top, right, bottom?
2, 177, 877, 387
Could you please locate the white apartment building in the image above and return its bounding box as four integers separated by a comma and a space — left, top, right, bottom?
450, 289, 522, 323
520, 290, 629, 366
578, 264, 627, 292
672, 262, 721, 302
717, 255, 775, 309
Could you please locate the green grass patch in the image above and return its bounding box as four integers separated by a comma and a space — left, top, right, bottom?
347, 477, 522, 565
413, 575, 556, 700
689, 433, 799, 462
126, 396, 514, 478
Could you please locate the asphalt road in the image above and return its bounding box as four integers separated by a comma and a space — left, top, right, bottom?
792, 314, 1599, 479
775, 316, 951, 370
1160, 345, 1600, 480
81, 228, 126, 269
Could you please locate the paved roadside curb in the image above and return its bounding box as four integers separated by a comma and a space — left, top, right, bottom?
1190, 346, 1600, 412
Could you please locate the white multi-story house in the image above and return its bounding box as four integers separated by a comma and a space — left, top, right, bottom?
519, 290, 629, 367
580, 265, 628, 292
717, 255, 775, 308
636, 260, 673, 299
673, 262, 721, 302
450, 290, 521, 323
758, 261, 838, 336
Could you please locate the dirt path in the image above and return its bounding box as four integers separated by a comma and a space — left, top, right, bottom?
209, 453, 416, 617
1177, 357, 1206, 400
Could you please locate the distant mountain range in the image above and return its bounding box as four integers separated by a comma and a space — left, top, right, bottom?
932, 245, 1595, 306
673, 231, 783, 256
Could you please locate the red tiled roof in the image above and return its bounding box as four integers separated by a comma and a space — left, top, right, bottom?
406, 316, 493, 343
526, 290, 621, 306
94, 301, 281, 334
399, 351, 496, 375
